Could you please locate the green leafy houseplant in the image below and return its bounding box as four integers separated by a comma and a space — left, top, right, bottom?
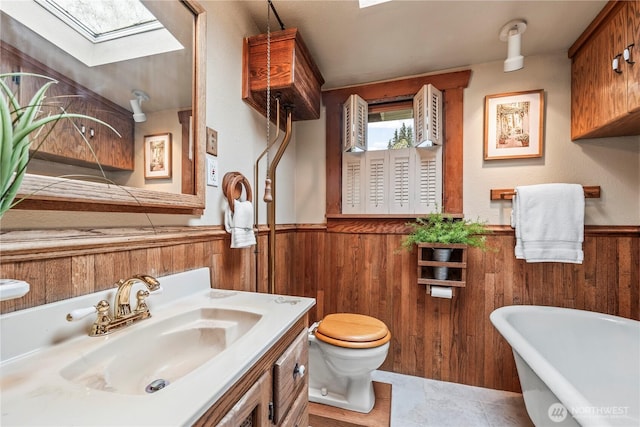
402, 211, 491, 251
0, 72, 115, 218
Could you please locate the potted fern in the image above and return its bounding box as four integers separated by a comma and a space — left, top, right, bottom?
402, 211, 490, 280
0, 72, 114, 218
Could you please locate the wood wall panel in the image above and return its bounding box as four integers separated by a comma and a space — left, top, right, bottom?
280, 228, 639, 393
1, 226, 638, 394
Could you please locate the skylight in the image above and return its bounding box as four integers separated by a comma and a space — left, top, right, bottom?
1, 0, 184, 67
35, 0, 163, 43
359, 0, 392, 9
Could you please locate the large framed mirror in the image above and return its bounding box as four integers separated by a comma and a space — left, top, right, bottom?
0, 0, 206, 215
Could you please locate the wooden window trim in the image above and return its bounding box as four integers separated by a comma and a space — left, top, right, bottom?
323, 70, 472, 230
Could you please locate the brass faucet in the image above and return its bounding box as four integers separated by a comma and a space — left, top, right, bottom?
89, 274, 161, 336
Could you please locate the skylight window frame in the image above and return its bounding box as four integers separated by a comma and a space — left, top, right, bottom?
34, 0, 163, 44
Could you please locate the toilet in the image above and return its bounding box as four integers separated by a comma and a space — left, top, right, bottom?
308, 313, 391, 413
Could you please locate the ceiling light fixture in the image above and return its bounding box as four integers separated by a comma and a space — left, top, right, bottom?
499, 19, 527, 72
130, 89, 149, 123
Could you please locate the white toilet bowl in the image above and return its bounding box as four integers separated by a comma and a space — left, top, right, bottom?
308, 313, 391, 413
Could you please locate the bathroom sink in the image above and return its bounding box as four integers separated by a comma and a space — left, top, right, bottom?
60, 307, 262, 395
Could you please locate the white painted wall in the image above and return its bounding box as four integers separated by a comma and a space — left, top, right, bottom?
294, 52, 640, 226
463, 52, 640, 226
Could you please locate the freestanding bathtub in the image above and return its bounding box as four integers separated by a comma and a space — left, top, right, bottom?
490, 305, 639, 427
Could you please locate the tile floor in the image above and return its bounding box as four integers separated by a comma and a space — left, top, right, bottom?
372, 370, 535, 427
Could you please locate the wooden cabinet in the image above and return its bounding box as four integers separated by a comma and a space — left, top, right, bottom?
215, 372, 272, 427
1, 42, 134, 170
194, 317, 309, 427
243, 28, 324, 122
569, 0, 640, 140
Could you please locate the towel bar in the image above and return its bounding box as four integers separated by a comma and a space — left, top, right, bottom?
490, 185, 601, 201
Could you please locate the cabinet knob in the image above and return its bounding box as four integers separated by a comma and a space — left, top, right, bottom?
624, 44, 635, 65
89, 128, 95, 138
293, 363, 306, 379
80, 124, 86, 134
612, 54, 623, 74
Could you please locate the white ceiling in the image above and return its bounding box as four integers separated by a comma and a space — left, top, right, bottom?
239, 0, 607, 89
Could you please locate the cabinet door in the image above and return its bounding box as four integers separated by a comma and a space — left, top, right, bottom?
572, 4, 627, 139
91, 102, 134, 171
627, 0, 640, 112
214, 371, 272, 427
24, 76, 95, 165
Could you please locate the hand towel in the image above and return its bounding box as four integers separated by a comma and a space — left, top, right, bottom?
512, 183, 585, 263
224, 200, 256, 248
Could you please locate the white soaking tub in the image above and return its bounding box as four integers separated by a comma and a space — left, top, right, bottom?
491, 305, 639, 427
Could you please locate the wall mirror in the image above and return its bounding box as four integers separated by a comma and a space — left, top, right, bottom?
0, 0, 205, 215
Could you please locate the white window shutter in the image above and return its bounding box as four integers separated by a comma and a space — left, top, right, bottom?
389, 148, 414, 214
413, 84, 443, 147
365, 151, 388, 214
415, 147, 443, 213
342, 152, 365, 214
343, 94, 368, 152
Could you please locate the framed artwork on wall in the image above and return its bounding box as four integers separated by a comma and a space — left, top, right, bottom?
484, 89, 544, 160
144, 133, 172, 179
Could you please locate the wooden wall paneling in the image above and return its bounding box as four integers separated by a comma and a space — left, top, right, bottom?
15, 261, 46, 311
0, 263, 17, 312
42, 257, 71, 305
1, 227, 637, 394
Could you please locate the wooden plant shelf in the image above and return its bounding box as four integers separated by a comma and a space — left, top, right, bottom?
416, 243, 467, 293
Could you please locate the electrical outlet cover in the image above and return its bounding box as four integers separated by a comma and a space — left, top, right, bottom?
207, 157, 218, 187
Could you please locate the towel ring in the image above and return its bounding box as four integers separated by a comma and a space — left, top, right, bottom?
222, 172, 252, 213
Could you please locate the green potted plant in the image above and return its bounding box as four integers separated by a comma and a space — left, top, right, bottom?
402, 210, 491, 280
0, 72, 114, 218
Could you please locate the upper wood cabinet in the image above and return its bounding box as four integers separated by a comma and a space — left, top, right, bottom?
569, 0, 640, 140
1, 42, 134, 170
243, 28, 324, 122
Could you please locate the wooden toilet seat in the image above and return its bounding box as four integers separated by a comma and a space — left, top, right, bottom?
315, 313, 391, 349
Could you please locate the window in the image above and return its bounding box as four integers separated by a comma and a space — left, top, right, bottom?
341, 84, 443, 215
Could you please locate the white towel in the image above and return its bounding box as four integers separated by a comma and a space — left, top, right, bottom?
224, 200, 256, 248
512, 183, 585, 263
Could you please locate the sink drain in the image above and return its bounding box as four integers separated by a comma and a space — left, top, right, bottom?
145, 379, 169, 393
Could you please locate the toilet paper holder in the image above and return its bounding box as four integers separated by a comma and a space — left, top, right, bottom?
427, 285, 454, 299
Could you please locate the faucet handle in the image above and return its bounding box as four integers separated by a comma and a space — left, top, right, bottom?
133, 285, 162, 314
66, 305, 98, 322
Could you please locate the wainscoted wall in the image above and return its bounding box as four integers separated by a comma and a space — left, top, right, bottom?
1, 226, 638, 392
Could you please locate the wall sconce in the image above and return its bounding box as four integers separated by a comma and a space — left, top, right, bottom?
130, 89, 150, 123
499, 19, 527, 72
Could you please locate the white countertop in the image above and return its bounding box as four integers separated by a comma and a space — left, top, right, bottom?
0, 268, 315, 426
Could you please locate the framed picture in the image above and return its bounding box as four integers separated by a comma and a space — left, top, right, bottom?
484, 89, 544, 160
144, 133, 172, 179
206, 127, 218, 156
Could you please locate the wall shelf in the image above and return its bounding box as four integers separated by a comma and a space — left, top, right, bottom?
416, 243, 467, 293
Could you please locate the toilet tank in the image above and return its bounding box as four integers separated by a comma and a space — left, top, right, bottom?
242, 28, 324, 122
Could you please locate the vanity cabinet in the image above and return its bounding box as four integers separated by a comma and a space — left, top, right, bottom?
1, 42, 134, 170
195, 317, 309, 427
569, 0, 640, 140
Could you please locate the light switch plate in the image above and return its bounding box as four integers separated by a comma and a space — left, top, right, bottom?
207, 156, 218, 187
